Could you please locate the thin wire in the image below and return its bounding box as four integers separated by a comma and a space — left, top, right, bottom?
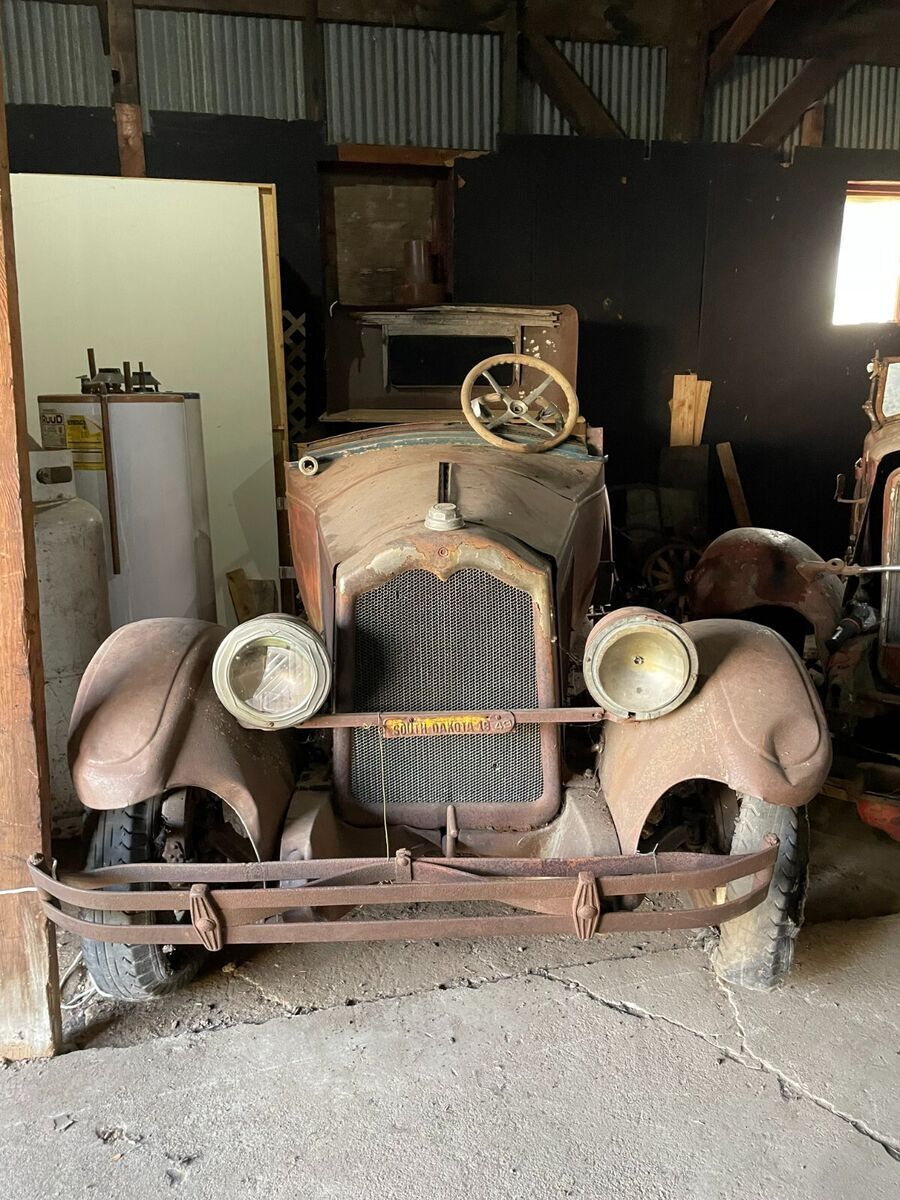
0, 885, 38, 896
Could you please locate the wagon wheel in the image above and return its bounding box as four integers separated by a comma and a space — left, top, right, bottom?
642, 540, 702, 617
460, 353, 579, 454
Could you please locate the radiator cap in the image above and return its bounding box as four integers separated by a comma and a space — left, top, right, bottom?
425, 501, 464, 531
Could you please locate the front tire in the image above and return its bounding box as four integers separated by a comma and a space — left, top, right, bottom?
712, 794, 809, 992
81, 798, 206, 1002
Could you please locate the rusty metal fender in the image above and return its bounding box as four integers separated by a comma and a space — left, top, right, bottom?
688, 527, 843, 656
599, 618, 831, 853
68, 618, 295, 858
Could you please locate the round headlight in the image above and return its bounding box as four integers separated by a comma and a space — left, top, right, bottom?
583, 607, 698, 721
212, 615, 332, 730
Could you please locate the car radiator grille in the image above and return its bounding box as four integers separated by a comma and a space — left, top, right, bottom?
351, 568, 543, 808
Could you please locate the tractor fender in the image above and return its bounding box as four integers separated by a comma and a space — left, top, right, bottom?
688, 527, 842, 656
69, 618, 295, 859
600, 618, 831, 853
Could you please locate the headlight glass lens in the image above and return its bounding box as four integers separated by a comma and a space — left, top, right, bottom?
583, 608, 698, 720
213, 616, 332, 729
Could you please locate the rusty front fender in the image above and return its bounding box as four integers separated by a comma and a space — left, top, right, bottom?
689, 528, 842, 657
600, 618, 831, 852
69, 619, 295, 859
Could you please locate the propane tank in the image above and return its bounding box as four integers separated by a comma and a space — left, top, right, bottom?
30, 446, 111, 837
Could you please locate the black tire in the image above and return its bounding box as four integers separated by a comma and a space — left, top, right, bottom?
81, 798, 206, 1002
712, 794, 809, 992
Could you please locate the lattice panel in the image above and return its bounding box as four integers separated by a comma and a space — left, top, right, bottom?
283, 309, 307, 446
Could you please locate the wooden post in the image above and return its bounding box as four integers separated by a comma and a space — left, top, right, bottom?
0, 60, 61, 1058
303, 0, 328, 127
500, 1, 519, 137
663, 2, 708, 142
109, 0, 147, 177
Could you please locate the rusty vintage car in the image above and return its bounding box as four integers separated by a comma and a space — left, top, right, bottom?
31, 351, 831, 999
691, 354, 900, 842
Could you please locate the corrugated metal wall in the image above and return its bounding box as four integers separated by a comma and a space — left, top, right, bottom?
706, 57, 900, 153
323, 24, 499, 149
523, 42, 666, 142
2, 0, 109, 107
1, 1, 899, 153
136, 9, 306, 120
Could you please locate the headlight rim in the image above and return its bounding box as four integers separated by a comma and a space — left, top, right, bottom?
583, 607, 698, 721
212, 614, 332, 730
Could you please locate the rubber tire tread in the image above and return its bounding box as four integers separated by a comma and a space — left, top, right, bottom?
712, 794, 809, 992
81, 799, 205, 1002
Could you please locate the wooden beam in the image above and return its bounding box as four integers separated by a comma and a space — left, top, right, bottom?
708, 0, 777, 81
43, 0, 684, 45
302, 0, 327, 125
717, 442, 752, 526
800, 99, 826, 147
0, 57, 62, 1059
499, 1, 519, 137
520, 32, 624, 138
108, 0, 146, 176
706, 0, 753, 29
739, 57, 849, 148
663, 7, 708, 141
336, 143, 485, 166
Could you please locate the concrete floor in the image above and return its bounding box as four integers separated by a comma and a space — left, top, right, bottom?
2, 796, 900, 1199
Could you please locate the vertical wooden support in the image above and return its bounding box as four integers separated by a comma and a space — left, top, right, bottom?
259, 186, 295, 613
109, 0, 146, 177
303, 0, 328, 128
0, 63, 61, 1059
664, 2, 708, 142
500, 1, 519, 137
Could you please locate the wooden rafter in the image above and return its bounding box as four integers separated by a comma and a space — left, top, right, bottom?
708, 0, 777, 81
739, 57, 850, 148
520, 32, 624, 138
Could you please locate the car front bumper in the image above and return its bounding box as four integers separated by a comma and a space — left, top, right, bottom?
29, 838, 778, 951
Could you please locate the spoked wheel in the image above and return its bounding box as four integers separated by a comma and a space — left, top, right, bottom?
711, 793, 809, 992
81, 791, 217, 1002
641, 540, 702, 618
460, 352, 580, 453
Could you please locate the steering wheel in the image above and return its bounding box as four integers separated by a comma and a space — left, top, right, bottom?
460, 353, 580, 453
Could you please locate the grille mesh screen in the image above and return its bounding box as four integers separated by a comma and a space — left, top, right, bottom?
351, 568, 542, 807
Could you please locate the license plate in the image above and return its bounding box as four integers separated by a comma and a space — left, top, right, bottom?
381, 713, 514, 738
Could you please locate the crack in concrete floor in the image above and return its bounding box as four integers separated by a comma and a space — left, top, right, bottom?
52, 933, 900, 1172
532, 965, 900, 1166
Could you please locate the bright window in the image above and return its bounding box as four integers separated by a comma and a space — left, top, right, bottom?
833, 185, 900, 325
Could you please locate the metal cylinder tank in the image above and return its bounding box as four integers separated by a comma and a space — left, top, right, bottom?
38, 387, 215, 629
31, 448, 111, 837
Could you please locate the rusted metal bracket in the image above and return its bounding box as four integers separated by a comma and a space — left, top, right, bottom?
572, 872, 600, 939
189, 884, 224, 951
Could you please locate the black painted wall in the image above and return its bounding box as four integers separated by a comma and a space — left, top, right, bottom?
455, 136, 900, 554
9, 108, 900, 554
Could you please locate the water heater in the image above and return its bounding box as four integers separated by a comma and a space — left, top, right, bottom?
38, 365, 215, 629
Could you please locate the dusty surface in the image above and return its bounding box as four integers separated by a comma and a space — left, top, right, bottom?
2, 797, 899, 1199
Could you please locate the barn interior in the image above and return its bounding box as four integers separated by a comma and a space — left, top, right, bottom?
2, 3, 900, 1197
